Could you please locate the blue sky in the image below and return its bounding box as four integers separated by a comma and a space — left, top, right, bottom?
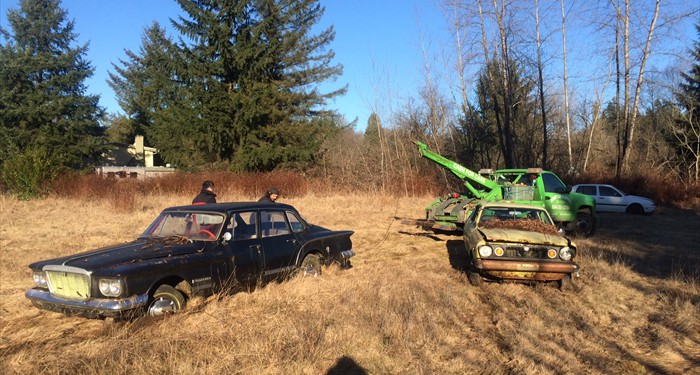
0, 0, 446, 130
1, 0, 697, 132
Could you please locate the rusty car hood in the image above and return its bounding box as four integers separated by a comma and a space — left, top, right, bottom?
478, 228, 570, 247
28, 238, 208, 272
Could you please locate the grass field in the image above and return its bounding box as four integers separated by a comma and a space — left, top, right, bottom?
1, 193, 699, 374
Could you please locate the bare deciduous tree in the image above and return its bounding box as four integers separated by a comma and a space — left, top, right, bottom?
560, 0, 573, 171
534, 0, 549, 169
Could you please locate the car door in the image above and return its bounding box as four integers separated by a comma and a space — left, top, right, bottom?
225, 210, 264, 284
597, 185, 626, 213
259, 210, 299, 277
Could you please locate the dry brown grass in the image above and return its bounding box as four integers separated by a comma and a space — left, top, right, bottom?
1, 193, 699, 375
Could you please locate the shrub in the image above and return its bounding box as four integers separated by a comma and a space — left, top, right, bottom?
0, 148, 60, 200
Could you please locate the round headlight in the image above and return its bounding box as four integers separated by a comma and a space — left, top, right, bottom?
109, 281, 121, 295
99, 279, 122, 297
559, 247, 573, 261
478, 245, 493, 257
547, 249, 557, 259
33, 271, 47, 288
494, 247, 504, 256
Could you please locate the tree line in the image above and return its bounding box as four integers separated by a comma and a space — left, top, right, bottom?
0, 0, 698, 199
338, 0, 698, 194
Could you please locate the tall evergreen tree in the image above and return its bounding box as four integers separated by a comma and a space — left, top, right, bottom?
0, 0, 103, 171
455, 100, 496, 168
110, 0, 345, 170
673, 24, 700, 181
364, 112, 382, 146
473, 57, 537, 168
108, 22, 176, 144
362, 112, 384, 188
678, 25, 700, 123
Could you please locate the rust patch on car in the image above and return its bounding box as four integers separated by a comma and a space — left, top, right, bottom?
477, 259, 576, 274
485, 270, 566, 281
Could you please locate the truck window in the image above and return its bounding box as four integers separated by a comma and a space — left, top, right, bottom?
541, 173, 567, 193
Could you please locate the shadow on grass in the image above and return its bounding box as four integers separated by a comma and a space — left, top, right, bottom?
446, 239, 469, 273
582, 208, 700, 372
587, 208, 700, 281
326, 355, 368, 375
397, 230, 444, 241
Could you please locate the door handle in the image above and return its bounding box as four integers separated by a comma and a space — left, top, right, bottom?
287, 239, 297, 245
250, 245, 261, 254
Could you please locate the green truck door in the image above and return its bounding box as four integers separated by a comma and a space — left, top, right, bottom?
541, 173, 576, 222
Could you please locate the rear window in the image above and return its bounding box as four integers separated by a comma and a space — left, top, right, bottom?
600, 186, 622, 197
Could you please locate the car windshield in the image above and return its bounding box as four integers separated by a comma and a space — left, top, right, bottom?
140, 211, 226, 241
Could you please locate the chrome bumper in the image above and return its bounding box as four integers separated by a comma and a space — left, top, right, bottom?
336, 250, 355, 269
26, 288, 149, 318
341, 250, 356, 259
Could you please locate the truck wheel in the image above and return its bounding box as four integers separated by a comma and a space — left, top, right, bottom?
148, 285, 186, 316
300, 253, 322, 277
573, 212, 595, 237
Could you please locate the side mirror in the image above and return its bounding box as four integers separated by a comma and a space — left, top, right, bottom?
222, 232, 232, 243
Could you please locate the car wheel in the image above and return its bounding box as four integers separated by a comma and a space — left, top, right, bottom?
148, 285, 186, 316
466, 251, 481, 286
468, 270, 482, 286
626, 204, 644, 215
558, 274, 573, 291
300, 253, 322, 277
573, 212, 595, 237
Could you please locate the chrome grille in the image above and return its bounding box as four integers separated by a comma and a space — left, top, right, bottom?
44, 265, 91, 300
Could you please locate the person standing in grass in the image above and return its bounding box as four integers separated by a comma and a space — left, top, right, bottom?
193, 181, 217, 204
258, 187, 280, 203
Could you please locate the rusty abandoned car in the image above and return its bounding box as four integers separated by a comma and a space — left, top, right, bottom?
26, 202, 355, 318
463, 202, 579, 289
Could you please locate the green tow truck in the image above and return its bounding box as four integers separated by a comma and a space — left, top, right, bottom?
414, 141, 598, 237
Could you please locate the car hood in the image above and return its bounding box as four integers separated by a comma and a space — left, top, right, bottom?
29, 238, 208, 272
478, 228, 570, 247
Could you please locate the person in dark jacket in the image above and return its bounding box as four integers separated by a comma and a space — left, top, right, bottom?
192, 181, 217, 204
258, 187, 280, 203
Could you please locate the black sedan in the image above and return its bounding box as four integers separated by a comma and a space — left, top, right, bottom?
26, 202, 355, 318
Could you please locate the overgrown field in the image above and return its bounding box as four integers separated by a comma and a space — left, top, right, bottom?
1, 193, 698, 374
